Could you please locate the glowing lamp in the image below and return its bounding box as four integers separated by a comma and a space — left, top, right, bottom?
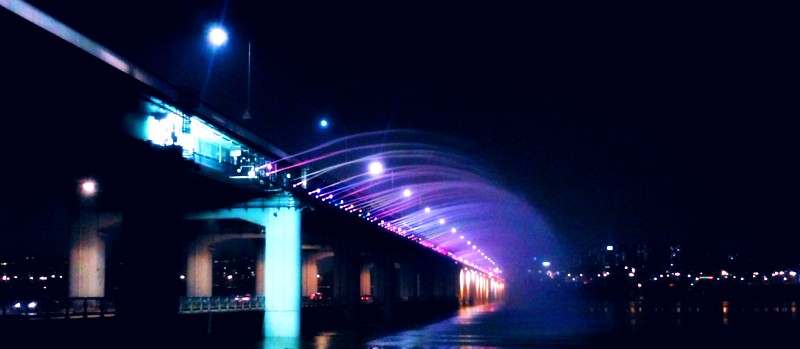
208, 26, 228, 47
368, 161, 384, 176
80, 179, 97, 196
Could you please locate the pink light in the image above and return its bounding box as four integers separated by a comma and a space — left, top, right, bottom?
80, 179, 97, 196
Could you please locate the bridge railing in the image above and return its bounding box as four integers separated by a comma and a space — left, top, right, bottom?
178, 295, 265, 313
178, 295, 341, 313
0, 297, 115, 319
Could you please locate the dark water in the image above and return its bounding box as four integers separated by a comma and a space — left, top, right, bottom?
8, 284, 799, 348
213, 285, 800, 348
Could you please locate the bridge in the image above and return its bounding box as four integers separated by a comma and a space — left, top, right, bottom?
1, 0, 506, 343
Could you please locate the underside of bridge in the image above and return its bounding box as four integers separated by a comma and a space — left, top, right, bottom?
1, 2, 503, 341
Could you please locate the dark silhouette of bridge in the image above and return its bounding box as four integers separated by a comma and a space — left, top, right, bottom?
1, 0, 503, 344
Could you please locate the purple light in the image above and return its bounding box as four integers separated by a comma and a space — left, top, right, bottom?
278, 130, 557, 278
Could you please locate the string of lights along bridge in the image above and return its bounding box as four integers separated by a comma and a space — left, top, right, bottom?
258, 130, 545, 278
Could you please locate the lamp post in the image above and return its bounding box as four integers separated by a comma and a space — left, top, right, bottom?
318, 117, 352, 162
243, 40, 252, 120
208, 26, 252, 121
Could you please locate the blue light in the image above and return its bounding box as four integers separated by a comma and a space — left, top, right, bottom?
208, 26, 228, 47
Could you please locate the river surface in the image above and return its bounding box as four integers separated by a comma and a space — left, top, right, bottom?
8, 282, 798, 348
197, 284, 800, 348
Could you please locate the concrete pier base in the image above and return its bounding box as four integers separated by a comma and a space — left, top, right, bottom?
187, 192, 303, 339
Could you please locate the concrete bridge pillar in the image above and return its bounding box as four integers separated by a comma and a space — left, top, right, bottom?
256, 245, 264, 296
416, 254, 434, 300
261, 204, 302, 338
360, 262, 374, 297
69, 211, 121, 298
333, 237, 360, 307
116, 207, 184, 337
433, 258, 459, 301
396, 252, 417, 301
459, 268, 480, 306
186, 233, 214, 297
188, 192, 303, 339
372, 250, 396, 321
301, 250, 333, 298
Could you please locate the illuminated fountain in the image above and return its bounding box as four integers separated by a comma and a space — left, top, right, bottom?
262, 130, 558, 279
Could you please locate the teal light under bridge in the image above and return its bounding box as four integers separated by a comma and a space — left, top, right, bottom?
186, 195, 303, 339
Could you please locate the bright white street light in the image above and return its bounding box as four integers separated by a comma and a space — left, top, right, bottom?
207, 26, 252, 120
368, 161, 383, 176
208, 26, 228, 47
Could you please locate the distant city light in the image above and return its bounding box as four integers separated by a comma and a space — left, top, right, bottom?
320, 119, 328, 128
606, 245, 614, 251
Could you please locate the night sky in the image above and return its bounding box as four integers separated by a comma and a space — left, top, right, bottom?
5, 1, 799, 271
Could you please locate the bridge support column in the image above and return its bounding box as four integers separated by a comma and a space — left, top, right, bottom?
396, 253, 416, 301
256, 244, 264, 297
117, 207, 184, 338
69, 211, 121, 298
188, 193, 303, 339
186, 233, 214, 297
373, 251, 396, 322
360, 262, 373, 298
301, 251, 332, 298
261, 204, 302, 338
433, 257, 459, 301
333, 236, 360, 319
417, 254, 434, 300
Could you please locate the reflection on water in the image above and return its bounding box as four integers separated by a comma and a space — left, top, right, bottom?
362, 297, 800, 349
208, 287, 800, 348
365, 299, 613, 348
382, 289, 800, 348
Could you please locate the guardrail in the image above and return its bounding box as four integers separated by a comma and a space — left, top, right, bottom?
1, 295, 342, 318
179, 295, 339, 313
178, 295, 265, 313
0, 297, 115, 319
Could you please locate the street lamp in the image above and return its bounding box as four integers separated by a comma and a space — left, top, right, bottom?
243, 40, 252, 120
208, 26, 228, 47
79, 178, 97, 197
368, 161, 383, 176
317, 117, 352, 161
207, 25, 252, 121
